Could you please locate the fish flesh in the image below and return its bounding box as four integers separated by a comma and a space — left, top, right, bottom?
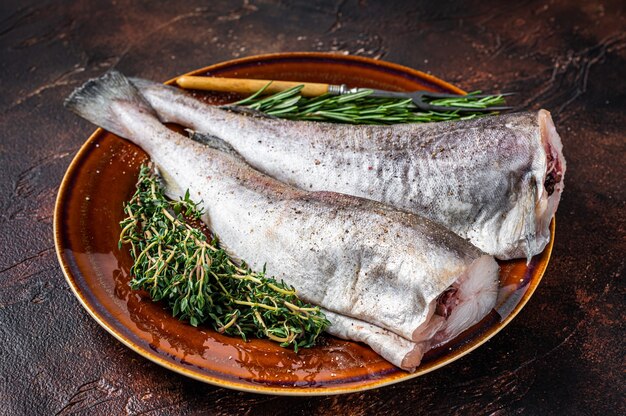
67, 72, 500, 371
65, 72, 499, 371
132, 79, 566, 260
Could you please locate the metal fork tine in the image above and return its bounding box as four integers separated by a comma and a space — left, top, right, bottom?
457, 106, 512, 112
422, 105, 514, 112
361, 87, 514, 112
474, 106, 514, 111
415, 92, 464, 99
464, 92, 517, 99
421, 92, 517, 99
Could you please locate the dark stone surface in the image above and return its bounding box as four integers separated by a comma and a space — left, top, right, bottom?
0, 1, 624, 415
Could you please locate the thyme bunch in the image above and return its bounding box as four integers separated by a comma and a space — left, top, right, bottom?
119, 164, 329, 351
235, 84, 507, 124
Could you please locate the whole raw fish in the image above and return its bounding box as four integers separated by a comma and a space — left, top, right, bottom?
65, 72, 499, 371
132, 79, 566, 260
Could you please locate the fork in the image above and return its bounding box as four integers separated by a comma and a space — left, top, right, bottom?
176, 75, 513, 112
328, 85, 514, 112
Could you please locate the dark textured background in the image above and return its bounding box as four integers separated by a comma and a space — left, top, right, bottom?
0, 1, 624, 415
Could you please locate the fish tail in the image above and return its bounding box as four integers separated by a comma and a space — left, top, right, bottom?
64, 71, 156, 138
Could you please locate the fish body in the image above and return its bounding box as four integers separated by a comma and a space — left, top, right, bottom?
133, 79, 566, 260
66, 72, 499, 371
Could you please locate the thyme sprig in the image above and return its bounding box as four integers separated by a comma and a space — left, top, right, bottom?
119, 164, 329, 351
235, 85, 506, 124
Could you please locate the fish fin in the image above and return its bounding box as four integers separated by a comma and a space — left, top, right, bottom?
518, 174, 539, 264
65, 71, 156, 138
186, 129, 246, 162
129, 77, 183, 95
128, 77, 164, 90
218, 105, 278, 119
198, 226, 245, 266
220, 244, 245, 266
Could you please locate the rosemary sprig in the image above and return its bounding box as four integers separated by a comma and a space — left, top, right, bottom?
119, 164, 329, 351
235, 85, 506, 124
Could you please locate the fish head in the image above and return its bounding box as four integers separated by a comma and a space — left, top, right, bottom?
497, 110, 566, 261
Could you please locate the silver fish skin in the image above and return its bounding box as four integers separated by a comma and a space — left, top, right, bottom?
132, 79, 566, 261
65, 72, 499, 371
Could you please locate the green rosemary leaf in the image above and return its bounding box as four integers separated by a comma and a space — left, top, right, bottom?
231, 81, 274, 106
266, 106, 300, 116
335, 89, 374, 102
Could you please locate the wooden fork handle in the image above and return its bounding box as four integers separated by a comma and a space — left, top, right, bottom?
175, 76, 330, 97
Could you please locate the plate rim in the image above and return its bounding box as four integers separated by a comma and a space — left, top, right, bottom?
54, 52, 554, 395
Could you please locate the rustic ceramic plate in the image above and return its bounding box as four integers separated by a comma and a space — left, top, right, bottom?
54, 52, 554, 395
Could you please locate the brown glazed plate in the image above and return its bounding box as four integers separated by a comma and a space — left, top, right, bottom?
54, 52, 554, 395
